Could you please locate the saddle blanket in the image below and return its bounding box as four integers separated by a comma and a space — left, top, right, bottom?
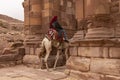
46, 28, 63, 42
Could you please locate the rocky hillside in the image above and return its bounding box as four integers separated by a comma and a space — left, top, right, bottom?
0, 14, 24, 33
0, 14, 24, 54
0, 14, 23, 23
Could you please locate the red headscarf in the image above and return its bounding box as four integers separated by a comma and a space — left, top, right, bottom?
50, 16, 57, 28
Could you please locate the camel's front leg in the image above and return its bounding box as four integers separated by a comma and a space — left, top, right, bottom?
44, 50, 51, 71
44, 40, 52, 71
53, 49, 61, 70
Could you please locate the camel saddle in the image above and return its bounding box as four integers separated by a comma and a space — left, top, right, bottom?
46, 28, 64, 42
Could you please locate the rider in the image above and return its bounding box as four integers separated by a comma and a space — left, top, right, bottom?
50, 16, 69, 43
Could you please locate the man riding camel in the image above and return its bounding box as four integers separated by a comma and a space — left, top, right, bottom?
49, 16, 69, 43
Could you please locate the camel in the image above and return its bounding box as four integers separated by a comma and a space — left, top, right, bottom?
38, 28, 69, 71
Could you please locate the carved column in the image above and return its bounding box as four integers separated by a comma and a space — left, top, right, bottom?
23, 0, 42, 35
42, 0, 76, 38
22, 0, 43, 56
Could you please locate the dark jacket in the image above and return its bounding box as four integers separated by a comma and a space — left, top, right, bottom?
52, 21, 63, 31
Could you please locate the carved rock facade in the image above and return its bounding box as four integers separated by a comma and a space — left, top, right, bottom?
67, 0, 120, 80
22, 0, 76, 68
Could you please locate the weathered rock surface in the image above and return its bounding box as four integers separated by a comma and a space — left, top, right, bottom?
0, 65, 67, 80
0, 47, 25, 67
66, 56, 90, 72
90, 58, 120, 76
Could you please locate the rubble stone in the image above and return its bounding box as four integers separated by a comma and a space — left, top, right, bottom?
66, 56, 90, 72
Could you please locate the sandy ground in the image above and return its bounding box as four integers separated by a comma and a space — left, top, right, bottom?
0, 65, 72, 80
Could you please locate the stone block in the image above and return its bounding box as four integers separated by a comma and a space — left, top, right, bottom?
31, 4, 41, 12
0, 55, 23, 68
44, 0, 52, 3
111, 7, 119, 13
42, 16, 51, 25
66, 56, 90, 72
0, 48, 25, 62
29, 47, 34, 55
41, 24, 49, 33
66, 8, 74, 14
35, 48, 41, 55
65, 29, 76, 38
69, 47, 78, 56
69, 42, 79, 47
60, 4, 67, 12
52, 0, 61, 10
24, 6, 30, 12
25, 47, 30, 55
102, 47, 109, 58
23, 55, 40, 65
60, 20, 67, 27
103, 75, 120, 80
78, 47, 109, 58
70, 70, 103, 80
61, 12, 67, 19
2, 49, 16, 55
85, 27, 114, 39
30, 12, 41, 18
52, 10, 60, 17
71, 31, 85, 42
24, 17, 42, 25
67, 1, 72, 8
111, 0, 119, 2
90, 58, 120, 76
109, 47, 120, 58
43, 2, 52, 9
73, 31, 85, 38
30, 0, 41, 5
29, 17, 42, 25
115, 27, 120, 37
30, 25, 42, 34
66, 14, 76, 29
42, 9, 51, 17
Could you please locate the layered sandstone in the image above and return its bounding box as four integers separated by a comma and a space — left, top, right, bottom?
67, 0, 120, 80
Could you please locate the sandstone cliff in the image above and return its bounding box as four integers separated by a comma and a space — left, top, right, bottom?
0, 14, 23, 33
0, 14, 24, 54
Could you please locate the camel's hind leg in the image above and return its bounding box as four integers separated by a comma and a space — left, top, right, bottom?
53, 49, 61, 70
65, 48, 69, 60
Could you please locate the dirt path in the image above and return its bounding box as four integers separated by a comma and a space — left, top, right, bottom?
0, 65, 68, 80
